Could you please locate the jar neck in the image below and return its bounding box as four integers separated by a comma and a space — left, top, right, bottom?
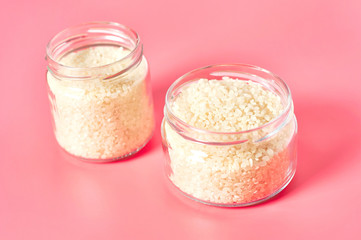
164, 64, 294, 145
46, 22, 143, 80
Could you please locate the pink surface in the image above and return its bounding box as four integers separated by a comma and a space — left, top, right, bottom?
1, 0, 361, 239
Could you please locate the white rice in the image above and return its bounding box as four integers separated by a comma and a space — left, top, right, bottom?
164, 77, 294, 204
47, 46, 154, 159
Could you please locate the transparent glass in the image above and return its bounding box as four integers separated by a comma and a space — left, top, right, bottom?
161, 64, 297, 206
46, 22, 154, 162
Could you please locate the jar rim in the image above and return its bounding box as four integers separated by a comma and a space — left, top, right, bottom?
46, 21, 142, 80
164, 63, 293, 139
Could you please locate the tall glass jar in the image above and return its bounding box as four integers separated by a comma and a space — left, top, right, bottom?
161, 64, 297, 206
46, 22, 154, 162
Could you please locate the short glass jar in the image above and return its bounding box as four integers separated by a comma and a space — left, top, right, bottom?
161, 64, 297, 206
46, 22, 154, 162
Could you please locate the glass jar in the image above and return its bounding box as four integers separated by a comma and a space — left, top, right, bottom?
161, 64, 297, 206
46, 22, 154, 162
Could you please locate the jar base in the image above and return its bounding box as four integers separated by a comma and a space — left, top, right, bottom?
167, 168, 296, 207
56, 132, 154, 163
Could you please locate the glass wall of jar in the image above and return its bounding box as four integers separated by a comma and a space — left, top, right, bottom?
46, 22, 154, 162
161, 64, 297, 206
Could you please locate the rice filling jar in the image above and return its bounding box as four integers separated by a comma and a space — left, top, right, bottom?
161, 64, 297, 206
46, 22, 154, 161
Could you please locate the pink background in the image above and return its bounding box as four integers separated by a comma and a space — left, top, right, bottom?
1, 0, 361, 239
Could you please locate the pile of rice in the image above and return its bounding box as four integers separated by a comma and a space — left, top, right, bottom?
47, 46, 154, 159
164, 77, 294, 204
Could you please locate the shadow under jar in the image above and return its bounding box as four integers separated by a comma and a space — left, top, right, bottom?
161, 64, 297, 206
46, 22, 154, 162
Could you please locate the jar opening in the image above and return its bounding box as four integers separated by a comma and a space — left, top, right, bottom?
46, 22, 143, 80
164, 64, 293, 144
